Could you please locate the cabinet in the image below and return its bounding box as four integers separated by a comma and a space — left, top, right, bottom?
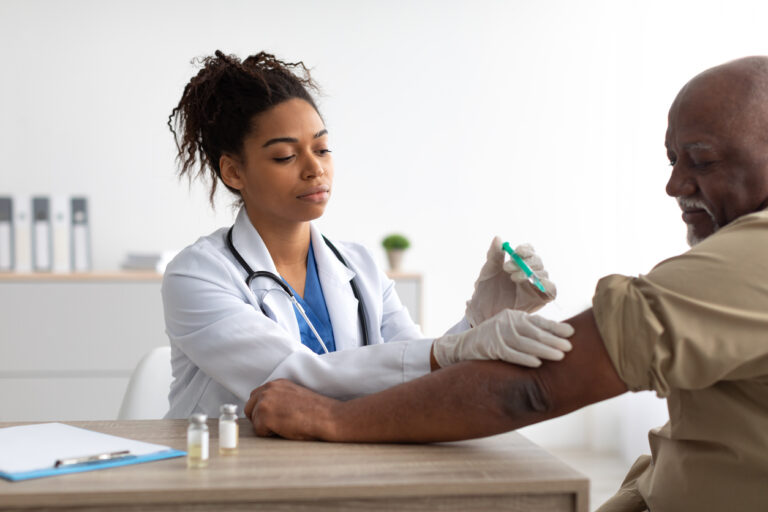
0, 272, 423, 422
387, 272, 423, 327
0, 273, 165, 421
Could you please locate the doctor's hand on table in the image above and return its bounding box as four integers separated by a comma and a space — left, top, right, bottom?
465, 236, 556, 327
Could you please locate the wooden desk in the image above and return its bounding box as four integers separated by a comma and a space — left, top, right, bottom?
0, 420, 588, 511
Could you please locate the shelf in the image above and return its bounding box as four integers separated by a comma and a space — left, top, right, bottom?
0, 271, 163, 282
2, 271, 414, 283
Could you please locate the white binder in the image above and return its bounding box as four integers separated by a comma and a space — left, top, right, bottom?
0, 197, 12, 272
32, 197, 52, 272
52, 195, 71, 273
70, 197, 91, 272
12, 195, 31, 272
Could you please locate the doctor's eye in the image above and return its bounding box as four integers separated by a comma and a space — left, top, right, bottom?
273, 155, 295, 163
316, 148, 332, 156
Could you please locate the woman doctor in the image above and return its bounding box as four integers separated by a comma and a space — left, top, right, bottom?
163, 51, 574, 419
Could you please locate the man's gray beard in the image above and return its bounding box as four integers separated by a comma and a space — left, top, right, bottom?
679, 198, 719, 247
686, 215, 720, 246
687, 224, 704, 246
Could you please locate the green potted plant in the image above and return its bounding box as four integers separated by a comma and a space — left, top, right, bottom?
382, 233, 410, 272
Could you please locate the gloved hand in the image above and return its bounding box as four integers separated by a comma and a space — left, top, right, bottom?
465, 236, 556, 327
433, 309, 573, 368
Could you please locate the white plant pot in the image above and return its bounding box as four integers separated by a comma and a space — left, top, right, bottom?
386, 249, 405, 272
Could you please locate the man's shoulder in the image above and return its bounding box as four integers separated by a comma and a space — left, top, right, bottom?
652, 206, 768, 270
717, 206, 768, 235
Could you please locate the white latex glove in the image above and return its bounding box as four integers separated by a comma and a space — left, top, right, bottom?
433, 309, 573, 368
465, 236, 556, 327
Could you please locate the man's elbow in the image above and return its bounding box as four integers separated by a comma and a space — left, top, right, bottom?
496, 366, 556, 425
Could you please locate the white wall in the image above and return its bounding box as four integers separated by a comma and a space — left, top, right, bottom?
2, 0, 766, 452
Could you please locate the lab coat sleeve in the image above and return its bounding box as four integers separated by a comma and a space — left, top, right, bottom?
264, 248, 472, 399
263, 339, 434, 400
163, 242, 436, 403
264, 248, 434, 400
162, 245, 313, 403
376, 267, 470, 383
377, 273, 433, 385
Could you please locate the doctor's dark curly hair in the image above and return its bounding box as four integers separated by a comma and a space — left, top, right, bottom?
168, 50, 320, 206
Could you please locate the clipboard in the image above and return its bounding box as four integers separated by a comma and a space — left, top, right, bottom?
0, 423, 186, 482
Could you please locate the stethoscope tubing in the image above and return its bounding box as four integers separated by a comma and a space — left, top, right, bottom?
226, 227, 369, 350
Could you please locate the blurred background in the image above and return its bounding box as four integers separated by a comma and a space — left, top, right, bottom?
1, 0, 765, 503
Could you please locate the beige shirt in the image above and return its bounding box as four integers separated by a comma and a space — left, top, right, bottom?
592, 208, 768, 512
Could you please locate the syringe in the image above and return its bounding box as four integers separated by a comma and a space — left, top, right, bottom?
501, 241, 554, 299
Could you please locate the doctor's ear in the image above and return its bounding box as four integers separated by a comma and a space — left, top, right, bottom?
219, 154, 245, 191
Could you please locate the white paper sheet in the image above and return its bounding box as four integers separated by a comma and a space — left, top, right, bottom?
0, 423, 173, 473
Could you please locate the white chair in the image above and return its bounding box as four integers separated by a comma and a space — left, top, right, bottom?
117, 346, 172, 420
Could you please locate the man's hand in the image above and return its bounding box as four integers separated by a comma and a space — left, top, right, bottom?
244, 379, 341, 440
244, 310, 626, 444
465, 237, 556, 327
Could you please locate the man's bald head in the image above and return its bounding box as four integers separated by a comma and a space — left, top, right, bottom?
665, 57, 768, 246
672, 56, 768, 139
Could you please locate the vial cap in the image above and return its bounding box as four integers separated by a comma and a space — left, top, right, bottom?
189, 413, 207, 424
220, 404, 237, 415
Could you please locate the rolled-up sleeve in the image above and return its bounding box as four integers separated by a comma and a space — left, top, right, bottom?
592, 214, 768, 397
592, 274, 664, 393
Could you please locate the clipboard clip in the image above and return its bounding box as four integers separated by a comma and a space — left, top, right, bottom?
54, 450, 132, 468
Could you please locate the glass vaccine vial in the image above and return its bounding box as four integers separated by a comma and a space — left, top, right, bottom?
187, 413, 209, 468
219, 404, 239, 455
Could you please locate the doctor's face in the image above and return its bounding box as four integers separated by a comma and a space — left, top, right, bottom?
226, 98, 334, 227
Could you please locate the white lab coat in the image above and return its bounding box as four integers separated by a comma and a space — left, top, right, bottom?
163, 207, 469, 418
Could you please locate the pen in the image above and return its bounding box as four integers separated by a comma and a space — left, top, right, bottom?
54, 450, 132, 468
501, 241, 552, 297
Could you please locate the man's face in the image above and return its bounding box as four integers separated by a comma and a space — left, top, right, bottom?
665, 74, 768, 246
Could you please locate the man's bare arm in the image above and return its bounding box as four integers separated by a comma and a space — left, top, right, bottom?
245, 309, 628, 442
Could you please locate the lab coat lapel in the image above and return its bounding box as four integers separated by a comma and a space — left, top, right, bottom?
310, 225, 361, 351
231, 207, 300, 341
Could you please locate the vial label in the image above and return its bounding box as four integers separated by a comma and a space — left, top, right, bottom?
188, 431, 209, 462
188, 429, 203, 445
220, 422, 239, 449
199, 434, 209, 459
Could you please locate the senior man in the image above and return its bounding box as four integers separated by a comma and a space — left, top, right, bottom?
245, 57, 768, 511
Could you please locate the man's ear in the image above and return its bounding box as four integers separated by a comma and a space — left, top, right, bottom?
220, 154, 244, 191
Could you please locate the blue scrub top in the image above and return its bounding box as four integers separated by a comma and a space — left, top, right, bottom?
281, 241, 337, 355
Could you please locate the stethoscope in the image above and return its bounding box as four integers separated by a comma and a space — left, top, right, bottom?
226, 227, 370, 352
